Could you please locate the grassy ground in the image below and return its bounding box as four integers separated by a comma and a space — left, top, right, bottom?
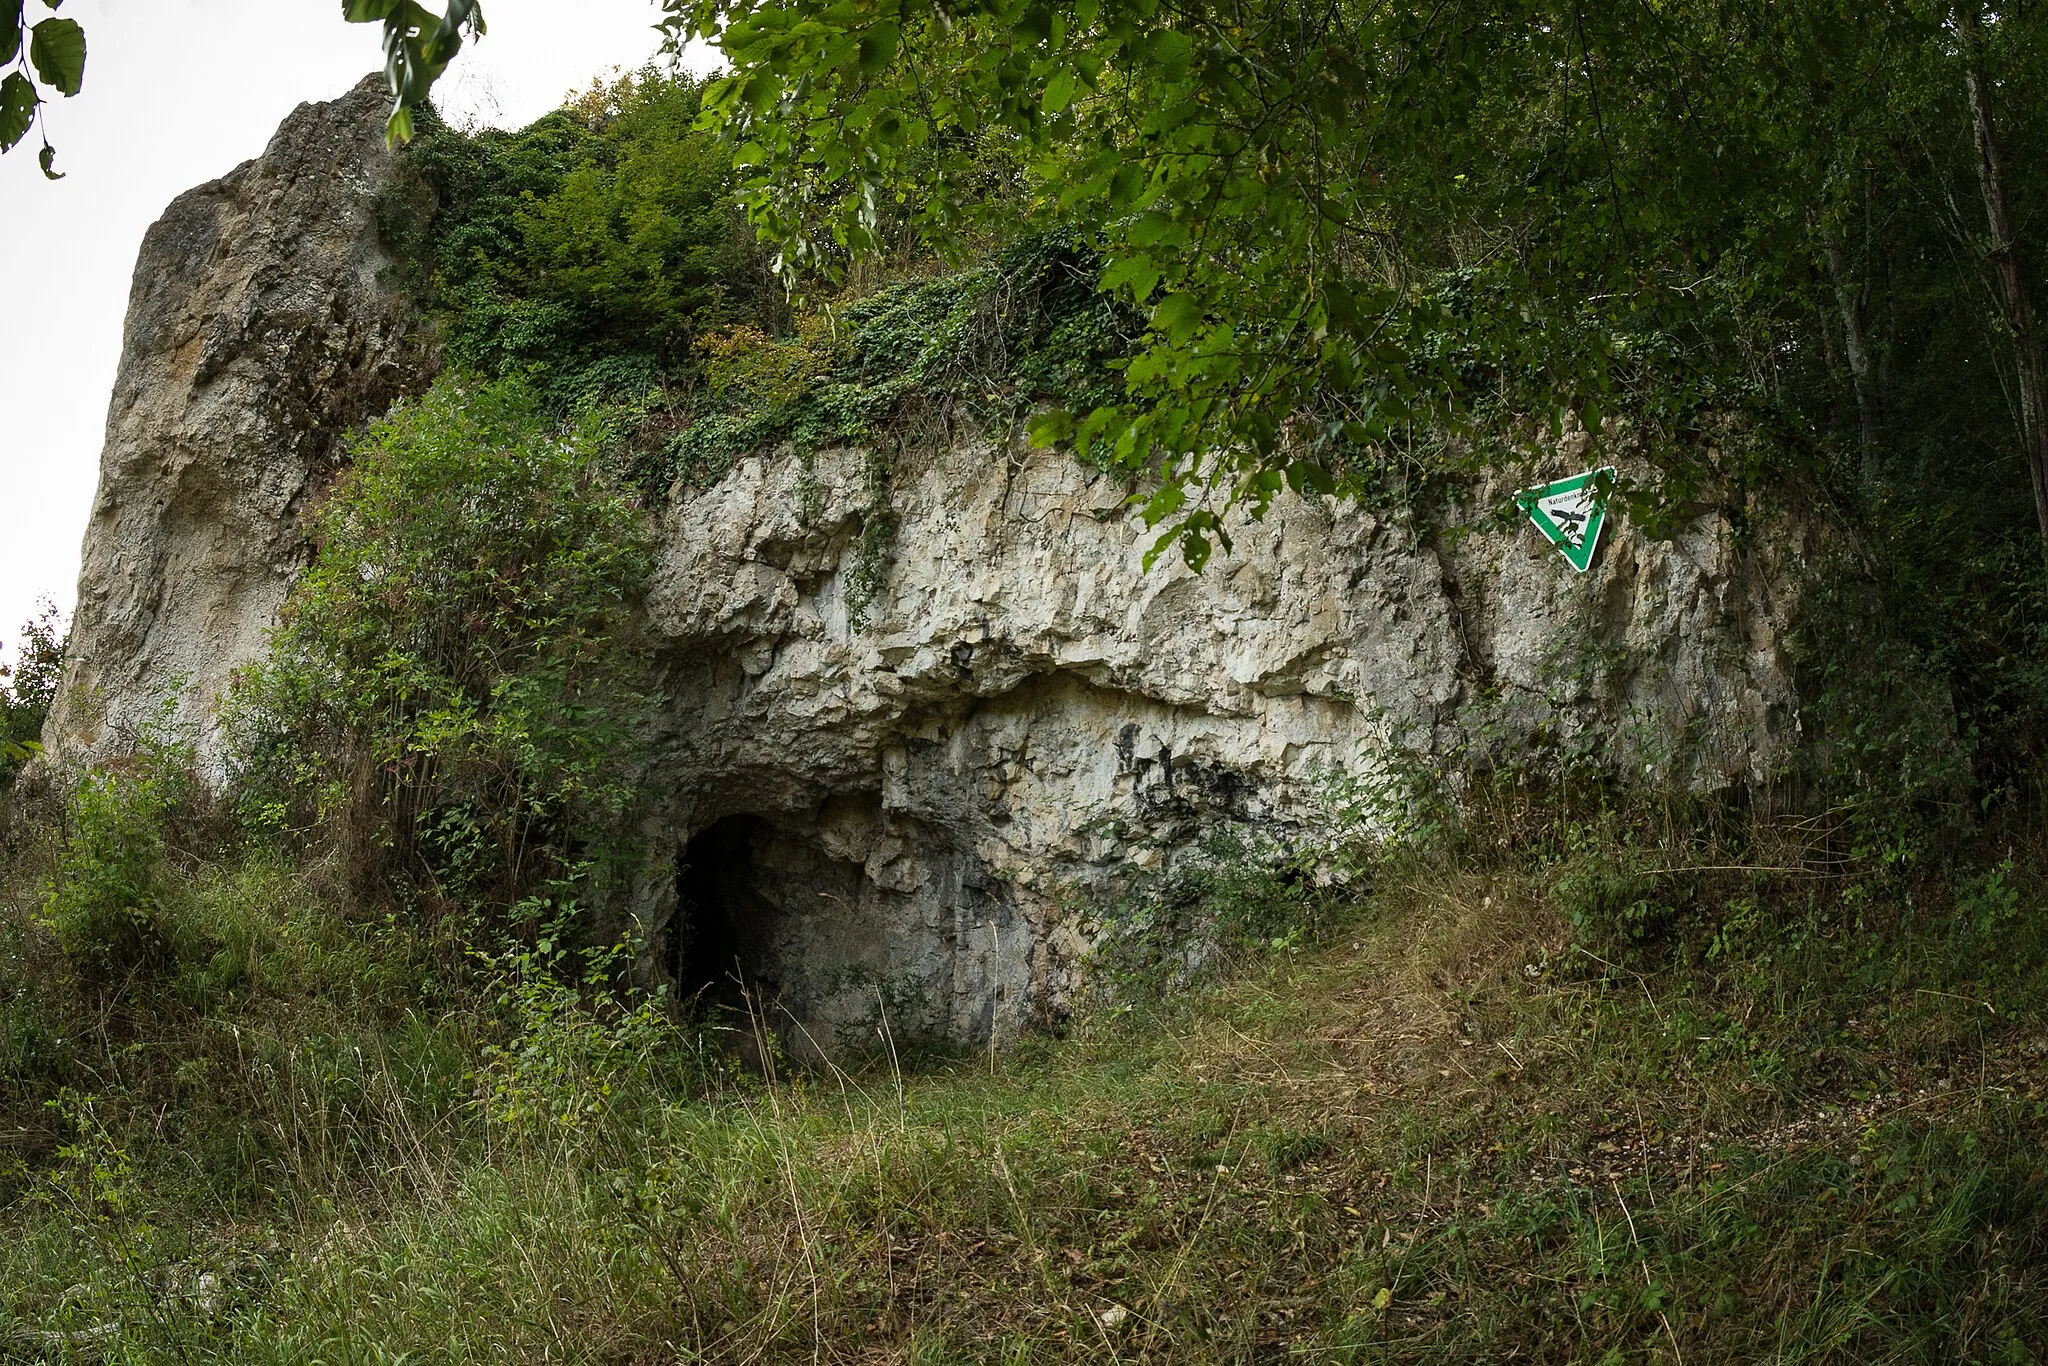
1, 804, 2045, 1362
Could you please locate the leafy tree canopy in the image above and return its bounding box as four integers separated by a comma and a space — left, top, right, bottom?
666, 0, 2048, 568
381, 69, 772, 403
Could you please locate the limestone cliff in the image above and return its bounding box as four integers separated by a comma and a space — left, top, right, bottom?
43, 76, 430, 771
631, 438, 1801, 1049
43, 84, 1804, 1053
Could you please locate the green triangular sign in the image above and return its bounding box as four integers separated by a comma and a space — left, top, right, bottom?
1514, 467, 1614, 573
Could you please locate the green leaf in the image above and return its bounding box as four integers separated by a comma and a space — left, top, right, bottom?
1042, 68, 1076, 114
1, 0, 23, 64
1286, 462, 1334, 496
342, 0, 402, 21
0, 71, 36, 152
1142, 480, 1185, 524
857, 22, 899, 74
1100, 253, 1160, 301
1026, 410, 1074, 447
1127, 211, 1183, 249
1148, 29, 1192, 82
39, 139, 59, 177
1151, 291, 1202, 342
1108, 161, 1143, 207
28, 15, 83, 96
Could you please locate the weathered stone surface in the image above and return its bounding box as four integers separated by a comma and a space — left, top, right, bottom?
42, 75, 430, 772
637, 436, 1803, 1052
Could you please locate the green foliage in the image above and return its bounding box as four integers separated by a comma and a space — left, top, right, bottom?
1087, 832, 1323, 1000
517, 80, 757, 356
651, 230, 1137, 493
0, 0, 82, 175
24, 16, 80, 98
0, 599, 63, 786
476, 928, 677, 1133
1544, 819, 1692, 947
667, 0, 2048, 709
39, 741, 191, 980
7, 1, 476, 176
381, 69, 767, 401
1954, 857, 2022, 938
1804, 634, 1974, 860
231, 377, 655, 922
342, 0, 485, 146
672, 0, 1858, 560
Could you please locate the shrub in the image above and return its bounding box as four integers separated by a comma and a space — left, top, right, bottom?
230, 378, 655, 928
1087, 831, 1324, 1001
41, 744, 191, 979
0, 601, 64, 788
380, 68, 767, 399
476, 928, 677, 1135
1543, 818, 1692, 947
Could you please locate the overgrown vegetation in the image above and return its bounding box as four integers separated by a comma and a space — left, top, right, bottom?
381, 71, 1137, 494
229, 376, 657, 956
654, 230, 1137, 492
379, 69, 767, 402
1, 753, 2045, 1359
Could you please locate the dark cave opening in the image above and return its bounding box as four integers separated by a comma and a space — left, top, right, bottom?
672, 814, 775, 1011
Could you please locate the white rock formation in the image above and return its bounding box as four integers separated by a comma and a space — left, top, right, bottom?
41, 76, 428, 771
637, 435, 1801, 1050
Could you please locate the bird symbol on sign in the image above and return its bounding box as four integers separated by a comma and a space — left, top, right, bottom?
1516, 468, 1614, 572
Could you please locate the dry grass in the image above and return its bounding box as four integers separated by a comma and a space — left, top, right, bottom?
1, 822, 2046, 1362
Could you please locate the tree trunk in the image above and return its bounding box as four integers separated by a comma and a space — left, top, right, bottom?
1961, 6, 2048, 558
1825, 235, 1881, 485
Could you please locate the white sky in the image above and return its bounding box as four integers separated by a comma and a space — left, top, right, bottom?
0, 0, 716, 664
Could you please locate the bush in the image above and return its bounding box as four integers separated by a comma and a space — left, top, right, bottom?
230, 378, 655, 928
1543, 818, 1693, 947
1087, 832, 1324, 1001
40, 744, 191, 979
381, 68, 768, 399
0, 601, 64, 788
476, 933, 677, 1135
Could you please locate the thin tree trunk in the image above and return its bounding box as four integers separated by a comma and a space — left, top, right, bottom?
1825, 236, 1881, 484
1960, 6, 2048, 558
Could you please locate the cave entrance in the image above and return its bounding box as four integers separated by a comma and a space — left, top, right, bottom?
672, 814, 778, 1014
670, 799, 983, 1057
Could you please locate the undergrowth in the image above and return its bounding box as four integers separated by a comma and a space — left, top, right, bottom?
1, 758, 2044, 1361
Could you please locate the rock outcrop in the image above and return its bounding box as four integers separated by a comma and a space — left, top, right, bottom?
43, 75, 430, 771
634, 437, 1802, 1050
43, 82, 1806, 1054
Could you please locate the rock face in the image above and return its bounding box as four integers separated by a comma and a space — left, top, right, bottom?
45, 82, 1806, 1056
42, 75, 429, 772
637, 437, 1803, 1052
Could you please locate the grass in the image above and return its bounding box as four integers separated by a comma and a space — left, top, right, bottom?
0, 801, 2045, 1362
